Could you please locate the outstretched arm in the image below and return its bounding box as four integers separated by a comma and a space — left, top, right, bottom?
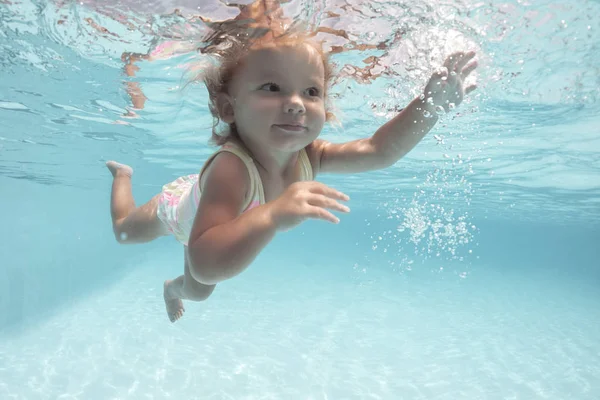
313, 51, 478, 174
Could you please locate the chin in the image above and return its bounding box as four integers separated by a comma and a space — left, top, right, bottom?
269, 139, 309, 152
271, 133, 316, 152
269, 128, 317, 151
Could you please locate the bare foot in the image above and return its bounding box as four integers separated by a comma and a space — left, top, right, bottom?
164, 280, 185, 322
106, 161, 133, 178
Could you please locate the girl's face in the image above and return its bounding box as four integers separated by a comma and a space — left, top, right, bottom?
223, 43, 327, 152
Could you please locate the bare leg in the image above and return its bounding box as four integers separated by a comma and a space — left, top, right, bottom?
107, 161, 168, 244
125, 81, 147, 114
164, 247, 216, 322
122, 52, 149, 116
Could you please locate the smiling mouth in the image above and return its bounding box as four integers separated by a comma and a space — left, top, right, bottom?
273, 124, 308, 133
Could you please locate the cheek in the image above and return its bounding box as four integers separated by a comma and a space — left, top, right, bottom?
308, 102, 326, 124
247, 96, 279, 114
235, 98, 276, 128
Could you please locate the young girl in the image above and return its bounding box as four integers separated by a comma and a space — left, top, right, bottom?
106, 15, 477, 322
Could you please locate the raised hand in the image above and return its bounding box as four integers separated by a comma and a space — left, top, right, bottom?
424, 51, 478, 113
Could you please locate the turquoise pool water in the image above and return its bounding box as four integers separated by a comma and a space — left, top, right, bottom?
1, 0, 599, 398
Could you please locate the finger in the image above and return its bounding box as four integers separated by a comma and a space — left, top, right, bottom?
308, 194, 351, 213
465, 84, 477, 94
443, 52, 465, 71
454, 51, 476, 72
306, 206, 341, 224
461, 60, 478, 79
431, 66, 448, 80
308, 182, 349, 201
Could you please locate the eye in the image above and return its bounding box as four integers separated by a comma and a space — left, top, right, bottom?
259, 82, 280, 92
307, 87, 321, 97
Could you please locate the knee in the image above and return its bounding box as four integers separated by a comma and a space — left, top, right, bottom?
114, 231, 127, 244
184, 278, 215, 302
113, 218, 139, 244
188, 267, 215, 286
113, 221, 131, 244
187, 253, 224, 286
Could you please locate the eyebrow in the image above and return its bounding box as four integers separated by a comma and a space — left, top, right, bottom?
255, 70, 324, 88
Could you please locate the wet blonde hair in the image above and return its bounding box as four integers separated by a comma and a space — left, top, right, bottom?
189, 13, 336, 145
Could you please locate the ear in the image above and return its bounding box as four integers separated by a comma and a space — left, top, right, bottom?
216, 92, 235, 124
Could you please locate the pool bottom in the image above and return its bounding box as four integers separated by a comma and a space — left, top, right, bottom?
1, 246, 598, 399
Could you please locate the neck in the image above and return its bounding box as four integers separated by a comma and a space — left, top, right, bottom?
236, 138, 299, 178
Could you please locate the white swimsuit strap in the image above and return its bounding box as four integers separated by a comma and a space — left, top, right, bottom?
198, 142, 265, 210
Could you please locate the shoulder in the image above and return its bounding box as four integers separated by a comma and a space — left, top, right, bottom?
200, 149, 251, 200
197, 148, 253, 215
188, 149, 252, 242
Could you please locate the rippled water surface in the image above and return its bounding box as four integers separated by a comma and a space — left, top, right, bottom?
2, 0, 598, 221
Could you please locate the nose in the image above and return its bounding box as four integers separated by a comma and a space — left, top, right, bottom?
284, 94, 305, 114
